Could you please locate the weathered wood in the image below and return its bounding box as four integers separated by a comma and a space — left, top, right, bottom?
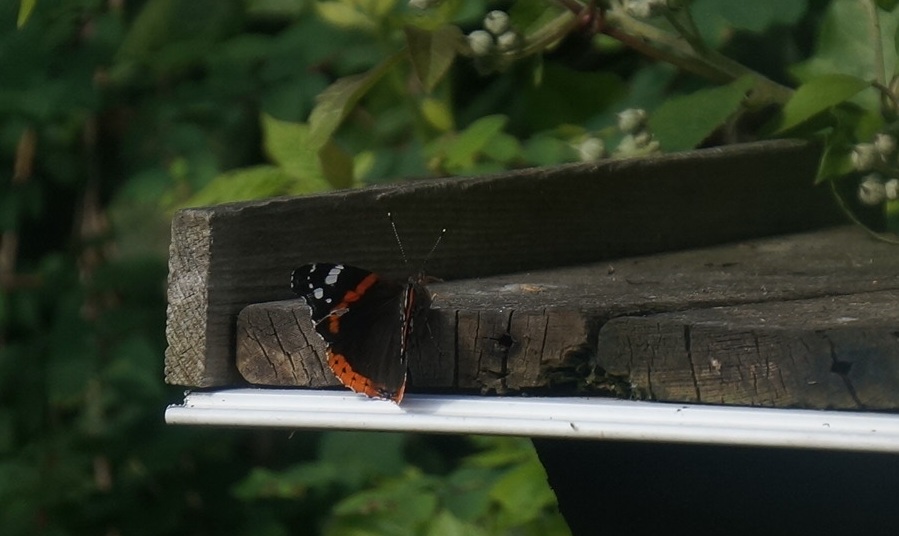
167, 140, 839, 387
236, 226, 899, 409
597, 291, 899, 409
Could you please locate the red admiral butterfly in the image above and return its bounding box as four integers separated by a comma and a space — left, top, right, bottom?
290, 215, 444, 403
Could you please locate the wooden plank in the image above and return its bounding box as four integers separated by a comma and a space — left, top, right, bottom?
235, 226, 899, 409
597, 291, 899, 409
166, 140, 839, 387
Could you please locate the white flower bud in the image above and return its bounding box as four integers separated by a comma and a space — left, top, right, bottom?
496, 30, 521, 52
858, 174, 886, 205
886, 178, 899, 200
467, 30, 494, 56
851, 143, 879, 171
577, 137, 606, 162
484, 10, 510, 36
625, 0, 669, 19
633, 130, 653, 148
874, 133, 896, 158
617, 108, 647, 134
616, 134, 639, 155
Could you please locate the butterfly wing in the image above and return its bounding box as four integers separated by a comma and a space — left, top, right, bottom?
291, 263, 413, 402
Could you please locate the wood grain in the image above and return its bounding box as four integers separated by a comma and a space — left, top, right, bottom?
235, 226, 899, 409
166, 140, 840, 387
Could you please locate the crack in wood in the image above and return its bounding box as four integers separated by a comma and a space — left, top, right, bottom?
818, 331, 864, 409
246, 322, 278, 379
453, 310, 459, 388
267, 311, 300, 384
683, 325, 701, 402
290, 309, 328, 379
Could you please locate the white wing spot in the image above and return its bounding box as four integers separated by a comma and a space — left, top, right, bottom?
325, 265, 343, 285
313, 288, 324, 299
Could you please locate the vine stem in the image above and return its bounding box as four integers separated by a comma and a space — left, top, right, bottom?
829, 180, 899, 244
599, 2, 794, 105
862, 0, 886, 86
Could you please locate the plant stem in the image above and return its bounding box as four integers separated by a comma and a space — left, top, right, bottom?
602, 3, 794, 104
862, 0, 886, 86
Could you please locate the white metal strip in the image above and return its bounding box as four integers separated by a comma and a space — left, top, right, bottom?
165, 389, 899, 453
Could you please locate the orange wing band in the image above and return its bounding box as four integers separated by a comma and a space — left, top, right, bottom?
327, 273, 380, 335
327, 350, 405, 404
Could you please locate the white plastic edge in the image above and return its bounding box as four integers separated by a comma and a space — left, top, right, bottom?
165, 389, 899, 453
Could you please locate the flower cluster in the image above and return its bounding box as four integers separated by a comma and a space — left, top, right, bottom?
853, 133, 899, 206
466, 10, 523, 57
575, 108, 660, 163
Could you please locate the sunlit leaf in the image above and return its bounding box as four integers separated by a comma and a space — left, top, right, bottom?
308, 53, 402, 149
443, 114, 508, 170
17, 0, 38, 28
420, 97, 454, 131
261, 114, 326, 185
315, 1, 375, 31
774, 74, 870, 134
489, 460, 557, 527
182, 165, 301, 207
425, 510, 486, 536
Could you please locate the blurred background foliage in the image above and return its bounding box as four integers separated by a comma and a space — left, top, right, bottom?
0, 0, 895, 534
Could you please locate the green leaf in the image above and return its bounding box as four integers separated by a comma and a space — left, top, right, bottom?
523, 135, 578, 166
649, 76, 755, 152
489, 460, 557, 527
443, 467, 499, 521
182, 165, 325, 208
405, 25, 461, 93
814, 105, 879, 183
332, 472, 439, 527
692, 0, 808, 46
318, 140, 356, 189
425, 510, 486, 536
318, 432, 407, 487
315, 0, 376, 31
233, 463, 343, 500
308, 53, 402, 149
481, 132, 523, 164
443, 115, 508, 171
262, 114, 324, 182
886, 198, 899, 234
879, 0, 899, 12
774, 74, 870, 134
792, 0, 899, 83
17, 0, 38, 28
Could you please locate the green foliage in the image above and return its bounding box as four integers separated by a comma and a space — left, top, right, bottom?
233, 434, 568, 536
6, 0, 899, 534
649, 76, 755, 152
773, 74, 871, 135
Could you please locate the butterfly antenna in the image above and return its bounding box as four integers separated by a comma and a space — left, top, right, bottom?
420, 226, 446, 273
388, 212, 410, 267
388, 212, 446, 273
